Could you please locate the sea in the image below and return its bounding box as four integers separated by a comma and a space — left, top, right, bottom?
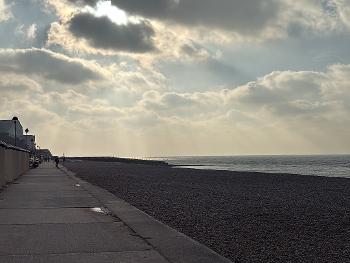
148, 155, 350, 178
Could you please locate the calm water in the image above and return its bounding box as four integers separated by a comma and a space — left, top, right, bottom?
149, 155, 350, 178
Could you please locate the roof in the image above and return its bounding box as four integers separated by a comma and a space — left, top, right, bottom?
0, 119, 23, 127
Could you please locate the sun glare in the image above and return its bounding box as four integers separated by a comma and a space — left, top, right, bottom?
85, 1, 132, 25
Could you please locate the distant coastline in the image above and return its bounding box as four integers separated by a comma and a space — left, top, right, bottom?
67, 156, 169, 167
66, 155, 350, 178
148, 155, 350, 178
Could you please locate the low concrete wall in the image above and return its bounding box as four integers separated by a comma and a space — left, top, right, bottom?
0, 145, 5, 188
0, 141, 30, 189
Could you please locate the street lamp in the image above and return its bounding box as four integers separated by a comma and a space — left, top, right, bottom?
12, 117, 18, 146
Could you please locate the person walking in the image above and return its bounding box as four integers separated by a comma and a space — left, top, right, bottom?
55, 157, 59, 168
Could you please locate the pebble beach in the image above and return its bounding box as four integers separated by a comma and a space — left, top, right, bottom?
64, 160, 350, 263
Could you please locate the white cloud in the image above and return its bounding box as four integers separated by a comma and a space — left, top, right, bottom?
334, 0, 350, 29
129, 64, 349, 154
0, 74, 43, 95
15, 23, 38, 40
27, 24, 38, 39
2, 63, 350, 155
0, 0, 12, 22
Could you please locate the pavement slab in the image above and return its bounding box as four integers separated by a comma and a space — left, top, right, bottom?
0, 195, 100, 209
0, 163, 168, 263
0, 208, 117, 224
0, 162, 232, 263
0, 251, 169, 263
0, 223, 150, 255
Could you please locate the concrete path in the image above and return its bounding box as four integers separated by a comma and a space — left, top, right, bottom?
0, 163, 232, 263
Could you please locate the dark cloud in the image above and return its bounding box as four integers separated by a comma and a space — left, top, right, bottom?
66, 0, 99, 6
0, 48, 104, 84
110, 0, 280, 34
65, 0, 281, 34
68, 12, 156, 53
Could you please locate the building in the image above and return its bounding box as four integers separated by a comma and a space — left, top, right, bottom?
24, 135, 36, 152
0, 118, 23, 139
0, 117, 24, 147
36, 149, 53, 161
0, 117, 38, 152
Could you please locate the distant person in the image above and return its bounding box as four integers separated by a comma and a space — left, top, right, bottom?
55, 157, 59, 168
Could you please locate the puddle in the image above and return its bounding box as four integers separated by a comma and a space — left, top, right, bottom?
90, 207, 110, 215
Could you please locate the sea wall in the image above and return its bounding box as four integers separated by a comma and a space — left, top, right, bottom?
0, 141, 30, 189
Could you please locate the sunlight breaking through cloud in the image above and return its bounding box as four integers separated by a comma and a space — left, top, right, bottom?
1, 0, 350, 156
83, 0, 141, 25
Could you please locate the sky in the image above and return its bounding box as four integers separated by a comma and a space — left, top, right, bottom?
0, 0, 349, 157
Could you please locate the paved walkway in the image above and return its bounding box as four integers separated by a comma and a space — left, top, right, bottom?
0, 163, 232, 263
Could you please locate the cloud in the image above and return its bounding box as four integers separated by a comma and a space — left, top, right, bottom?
138, 90, 223, 119
67, 0, 98, 6
15, 23, 38, 40
136, 64, 350, 128
227, 65, 350, 122
47, 0, 350, 56
26, 24, 37, 39
68, 12, 156, 53
0, 0, 12, 22
335, 0, 350, 29
0, 98, 62, 128
180, 42, 211, 60
0, 75, 43, 100
0, 48, 105, 84
109, 0, 280, 35
59, 0, 283, 42
2, 62, 349, 155
278, 0, 350, 38
3, 0, 350, 156
68, 0, 350, 40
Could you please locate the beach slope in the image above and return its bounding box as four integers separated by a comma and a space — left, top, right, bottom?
64, 160, 350, 263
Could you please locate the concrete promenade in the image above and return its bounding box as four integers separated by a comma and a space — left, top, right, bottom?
0, 163, 232, 263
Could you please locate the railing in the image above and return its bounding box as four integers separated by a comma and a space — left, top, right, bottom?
0, 141, 30, 189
